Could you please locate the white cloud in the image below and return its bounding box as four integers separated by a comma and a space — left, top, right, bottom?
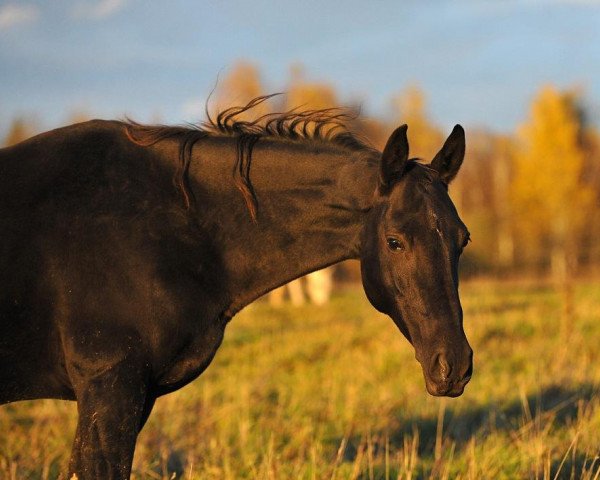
72, 0, 129, 20
0, 3, 40, 30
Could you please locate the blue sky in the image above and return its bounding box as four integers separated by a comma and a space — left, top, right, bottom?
1, 0, 599, 139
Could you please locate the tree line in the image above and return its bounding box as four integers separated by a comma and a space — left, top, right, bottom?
4, 62, 600, 280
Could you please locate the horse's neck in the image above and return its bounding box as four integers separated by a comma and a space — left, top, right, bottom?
191, 139, 378, 315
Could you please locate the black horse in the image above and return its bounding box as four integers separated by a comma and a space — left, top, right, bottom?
0, 97, 472, 479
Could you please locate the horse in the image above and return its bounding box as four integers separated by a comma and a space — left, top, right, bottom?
0, 96, 473, 479
269, 268, 334, 306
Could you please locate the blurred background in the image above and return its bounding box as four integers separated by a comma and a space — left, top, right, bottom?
2, 1, 600, 478
2, 0, 600, 281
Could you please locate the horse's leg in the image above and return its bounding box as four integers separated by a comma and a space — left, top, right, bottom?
287, 278, 305, 306
68, 357, 149, 480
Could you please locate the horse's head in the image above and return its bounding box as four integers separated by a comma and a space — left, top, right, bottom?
360, 124, 472, 397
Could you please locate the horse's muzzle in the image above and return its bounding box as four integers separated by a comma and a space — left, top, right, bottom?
423, 347, 473, 397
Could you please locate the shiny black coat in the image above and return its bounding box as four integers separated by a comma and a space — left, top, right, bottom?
0, 114, 472, 479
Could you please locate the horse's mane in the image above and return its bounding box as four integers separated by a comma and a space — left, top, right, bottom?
125, 94, 379, 220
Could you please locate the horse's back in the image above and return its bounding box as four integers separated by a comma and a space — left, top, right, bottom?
0, 119, 129, 277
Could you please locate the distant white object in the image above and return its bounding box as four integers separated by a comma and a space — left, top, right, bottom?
305, 269, 333, 306
269, 268, 333, 306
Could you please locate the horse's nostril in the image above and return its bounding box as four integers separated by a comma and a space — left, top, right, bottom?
463, 359, 473, 381
433, 353, 452, 382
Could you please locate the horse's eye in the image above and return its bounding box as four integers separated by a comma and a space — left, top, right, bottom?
462, 235, 471, 249
387, 237, 405, 251
458, 235, 471, 254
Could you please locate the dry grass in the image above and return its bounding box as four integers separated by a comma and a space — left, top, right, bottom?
1, 278, 600, 479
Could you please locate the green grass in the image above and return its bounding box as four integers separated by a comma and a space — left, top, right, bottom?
2, 279, 600, 479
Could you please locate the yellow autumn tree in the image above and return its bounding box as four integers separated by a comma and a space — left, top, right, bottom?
287, 65, 337, 109
511, 85, 594, 278
583, 128, 600, 267
282, 64, 341, 140
287, 81, 337, 112
493, 135, 517, 268
391, 86, 443, 159
3, 117, 36, 146
214, 61, 269, 121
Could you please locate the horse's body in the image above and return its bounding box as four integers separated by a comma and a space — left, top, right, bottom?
0, 100, 472, 479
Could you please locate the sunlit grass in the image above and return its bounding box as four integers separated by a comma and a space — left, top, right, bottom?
1, 278, 600, 479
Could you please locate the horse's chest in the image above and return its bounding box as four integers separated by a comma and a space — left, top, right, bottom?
155, 323, 225, 391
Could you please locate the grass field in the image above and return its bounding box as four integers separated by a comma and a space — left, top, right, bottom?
1, 278, 600, 479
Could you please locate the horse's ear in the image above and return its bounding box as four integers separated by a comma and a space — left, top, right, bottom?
380, 124, 409, 188
430, 125, 465, 184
